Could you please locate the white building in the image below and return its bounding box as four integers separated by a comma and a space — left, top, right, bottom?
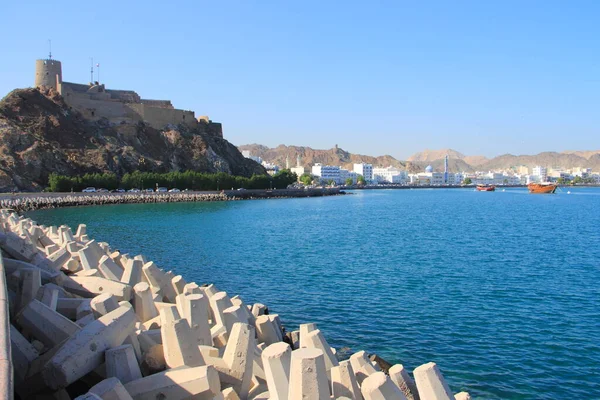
353, 163, 373, 182
262, 162, 279, 176
339, 169, 358, 184
290, 166, 305, 179
532, 166, 548, 182
372, 166, 408, 184
312, 164, 341, 184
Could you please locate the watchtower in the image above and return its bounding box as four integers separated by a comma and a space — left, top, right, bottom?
35, 59, 62, 90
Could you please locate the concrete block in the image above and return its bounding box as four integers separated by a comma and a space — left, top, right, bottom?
105, 344, 142, 384
75, 269, 102, 278
201, 283, 218, 299
132, 282, 158, 322
251, 303, 266, 317
66, 241, 83, 255
223, 305, 246, 337
18, 268, 42, 313
121, 260, 143, 287
350, 351, 378, 385
230, 296, 255, 326
48, 248, 71, 271
79, 234, 90, 243
255, 315, 280, 346
303, 329, 339, 372
210, 292, 233, 331
74, 394, 102, 400
299, 322, 316, 348
331, 360, 361, 399
222, 323, 255, 398
183, 293, 212, 346
290, 330, 300, 349
39, 287, 59, 310
62, 276, 132, 301
90, 293, 120, 319
88, 377, 134, 400
183, 282, 201, 295
288, 347, 329, 400
65, 257, 81, 272
361, 371, 407, 400
78, 245, 100, 271
10, 324, 39, 384
16, 299, 81, 348
45, 244, 61, 255
171, 275, 187, 296
75, 224, 87, 240
76, 300, 93, 319
454, 393, 471, 400
389, 364, 419, 400
41, 305, 137, 390
141, 315, 161, 330
98, 256, 123, 281
413, 362, 453, 400
261, 342, 291, 400
57, 298, 92, 320
160, 306, 204, 368
124, 365, 220, 400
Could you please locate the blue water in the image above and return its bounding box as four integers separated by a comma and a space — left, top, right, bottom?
28, 188, 600, 399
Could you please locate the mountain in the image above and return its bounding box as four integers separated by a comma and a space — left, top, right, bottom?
407, 149, 466, 162
561, 150, 600, 159
478, 152, 600, 171
0, 88, 265, 191
238, 144, 406, 171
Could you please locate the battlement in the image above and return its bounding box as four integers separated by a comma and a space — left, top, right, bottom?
34, 57, 223, 136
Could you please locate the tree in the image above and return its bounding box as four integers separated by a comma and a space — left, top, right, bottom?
357, 175, 366, 185
573, 176, 583, 184
463, 177, 472, 185
272, 169, 298, 189
345, 177, 354, 186
300, 173, 313, 186
503, 178, 508, 185
557, 177, 565, 184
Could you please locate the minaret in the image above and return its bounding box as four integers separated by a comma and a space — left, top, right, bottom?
444, 155, 449, 184
297, 155, 301, 167
286, 156, 290, 169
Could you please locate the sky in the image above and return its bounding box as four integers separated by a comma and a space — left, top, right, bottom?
2, 0, 599, 160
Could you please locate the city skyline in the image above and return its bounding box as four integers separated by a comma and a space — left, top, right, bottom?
2, 1, 599, 159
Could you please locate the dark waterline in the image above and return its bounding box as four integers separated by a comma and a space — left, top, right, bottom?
28, 188, 600, 399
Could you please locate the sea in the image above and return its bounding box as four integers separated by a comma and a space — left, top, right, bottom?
27, 187, 600, 399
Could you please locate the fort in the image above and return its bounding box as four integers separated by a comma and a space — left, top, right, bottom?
34, 58, 223, 137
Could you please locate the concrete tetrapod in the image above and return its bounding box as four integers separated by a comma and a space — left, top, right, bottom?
220, 322, 255, 399
41, 305, 137, 390
350, 350, 378, 385
255, 314, 280, 346
16, 299, 81, 348
413, 362, 454, 400
261, 342, 291, 400
361, 371, 407, 400
105, 344, 143, 384
124, 365, 220, 400
132, 282, 158, 323
298, 322, 316, 348
288, 347, 330, 400
183, 293, 212, 346
331, 360, 361, 400
159, 305, 205, 368
389, 364, 420, 400
302, 328, 339, 373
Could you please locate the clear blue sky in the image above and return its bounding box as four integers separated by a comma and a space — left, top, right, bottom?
2, 0, 599, 159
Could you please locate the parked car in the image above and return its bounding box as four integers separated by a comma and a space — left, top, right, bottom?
97, 188, 109, 193
157, 187, 168, 192
115, 188, 126, 193
236, 188, 247, 191
82, 187, 96, 193
168, 188, 180, 193
128, 188, 141, 193
144, 188, 154, 192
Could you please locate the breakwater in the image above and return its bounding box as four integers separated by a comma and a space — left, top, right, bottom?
0, 208, 470, 399
0, 188, 343, 213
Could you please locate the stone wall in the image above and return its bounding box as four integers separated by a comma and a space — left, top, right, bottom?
126, 103, 197, 129
141, 99, 174, 109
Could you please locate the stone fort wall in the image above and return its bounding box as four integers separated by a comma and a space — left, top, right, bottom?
35, 58, 222, 137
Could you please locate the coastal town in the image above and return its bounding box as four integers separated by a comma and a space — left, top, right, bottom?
243, 151, 600, 186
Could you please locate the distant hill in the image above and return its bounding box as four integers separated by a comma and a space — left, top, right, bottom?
238, 144, 406, 171
407, 149, 467, 162
240, 144, 600, 174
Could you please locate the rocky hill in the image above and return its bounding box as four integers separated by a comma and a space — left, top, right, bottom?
238, 144, 407, 171
0, 88, 265, 191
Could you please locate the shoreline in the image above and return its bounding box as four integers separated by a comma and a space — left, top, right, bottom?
0, 188, 344, 213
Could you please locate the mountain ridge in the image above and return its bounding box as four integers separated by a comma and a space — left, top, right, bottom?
238, 144, 600, 173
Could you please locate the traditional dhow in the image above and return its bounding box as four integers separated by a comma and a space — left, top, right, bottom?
476, 184, 496, 192
527, 183, 558, 194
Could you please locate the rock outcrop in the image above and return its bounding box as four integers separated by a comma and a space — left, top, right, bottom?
0, 88, 265, 192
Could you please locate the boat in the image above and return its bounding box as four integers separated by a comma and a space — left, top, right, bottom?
527, 182, 558, 194
476, 184, 496, 192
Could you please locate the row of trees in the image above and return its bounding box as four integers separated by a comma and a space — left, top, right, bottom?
47, 170, 298, 192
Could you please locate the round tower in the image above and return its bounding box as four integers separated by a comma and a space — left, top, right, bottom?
35, 59, 62, 90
